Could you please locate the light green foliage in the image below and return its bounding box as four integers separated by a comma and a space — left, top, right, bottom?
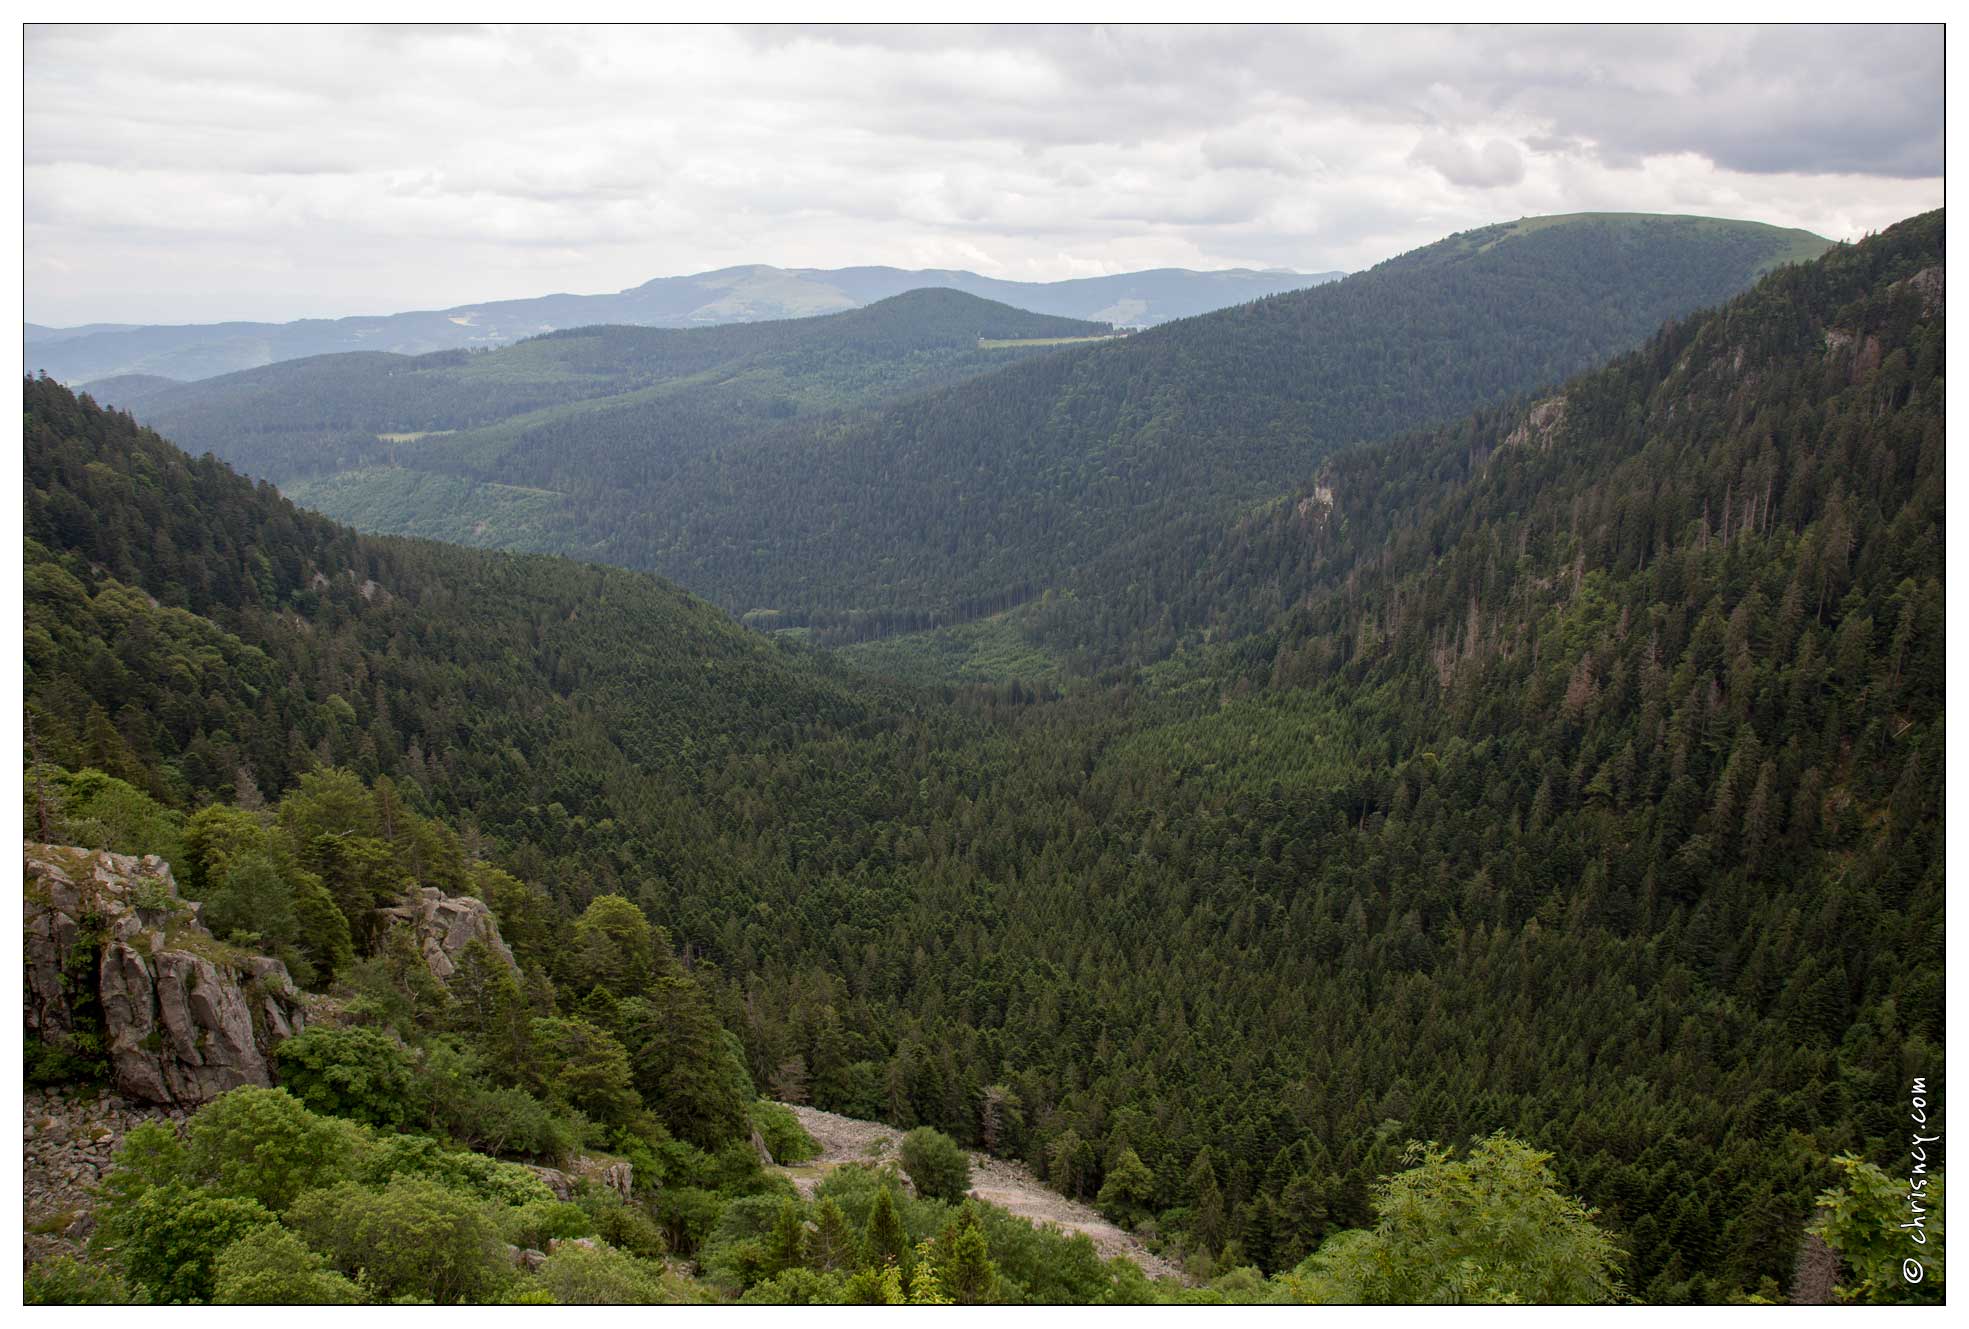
180, 803, 277, 897
751, 1099, 822, 1164
35, 767, 184, 863
287, 1176, 507, 1305
908, 1239, 952, 1303
183, 1086, 362, 1212
1813, 1154, 1944, 1304
938, 1206, 998, 1304
179, 804, 353, 985
739, 1267, 848, 1304
97, 1183, 277, 1303
1174, 1265, 1288, 1305
575, 1182, 669, 1260
210, 1226, 364, 1305
842, 1261, 907, 1305
899, 1125, 972, 1204
835, 611, 1062, 687
277, 767, 379, 845
352, 1132, 556, 1207
23, 1254, 147, 1305
1284, 1135, 1625, 1305
96, 1121, 187, 1207
500, 1199, 595, 1251
535, 1241, 685, 1305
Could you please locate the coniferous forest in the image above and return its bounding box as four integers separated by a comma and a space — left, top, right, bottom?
20, 208, 1944, 1307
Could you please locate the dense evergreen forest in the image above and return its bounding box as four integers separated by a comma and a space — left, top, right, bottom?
122, 214, 1830, 647
117, 289, 1108, 485
21, 210, 1941, 1305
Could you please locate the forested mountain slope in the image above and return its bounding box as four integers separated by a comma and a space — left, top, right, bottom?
142, 212, 1825, 645
117, 289, 1107, 481
32, 262, 1330, 384
676, 212, 1830, 641
697, 213, 1943, 1302
19, 209, 1939, 1305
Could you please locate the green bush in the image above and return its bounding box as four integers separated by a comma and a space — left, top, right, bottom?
500, 1199, 595, 1251
211, 1227, 364, 1304
1283, 1135, 1625, 1305
536, 1242, 682, 1305
751, 1100, 821, 1164
183, 1086, 362, 1212
740, 1267, 848, 1304
354, 1132, 555, 1207
24, 1255, 146, 1305
574, 1184, 669, 1260
288, 1177, 507, 1304
273, 1025, 419, 1128
99, 1183, 277, 1303
900, 1127, 972, 1204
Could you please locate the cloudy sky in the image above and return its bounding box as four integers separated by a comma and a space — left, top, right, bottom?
24, 22, 1945, 327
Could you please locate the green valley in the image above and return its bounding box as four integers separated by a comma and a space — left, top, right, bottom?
23, 210, 1942, 1305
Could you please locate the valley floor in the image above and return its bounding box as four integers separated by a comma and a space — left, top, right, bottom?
774, 1103, 1186, 1284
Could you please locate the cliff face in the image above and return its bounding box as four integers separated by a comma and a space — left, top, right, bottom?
24, 844, 311, 1106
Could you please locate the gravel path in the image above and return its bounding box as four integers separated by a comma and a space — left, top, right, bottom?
776, 1103, 1185, 1283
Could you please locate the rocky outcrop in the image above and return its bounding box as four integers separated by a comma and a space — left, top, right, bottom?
25, 844, 309, 1106
376, 885, 516, 981
1893, 265, 1944, 318
1503, 395, 1568, 452
524, 1153, 635, 1203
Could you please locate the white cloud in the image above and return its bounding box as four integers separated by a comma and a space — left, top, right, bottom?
23, 22, 1944, 325
1410, 133, 1527, 189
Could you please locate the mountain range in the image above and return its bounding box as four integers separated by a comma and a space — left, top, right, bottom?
113, 211, 1836, 660
28, 263, 1346, 385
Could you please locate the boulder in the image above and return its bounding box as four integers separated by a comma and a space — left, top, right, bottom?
375, 885, 516, 981
524, 1164, 576, 1202
25, 843, 309, 1106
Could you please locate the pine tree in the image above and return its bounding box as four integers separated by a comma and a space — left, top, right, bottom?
806, 1198, 856, 1273
862, 1187, 908, 1271
940, 1208, 998, 1305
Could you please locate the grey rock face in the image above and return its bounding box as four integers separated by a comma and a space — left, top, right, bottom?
524, 1154, 635, 1203
24, 843, 309, 1106
375, 885, 516, 980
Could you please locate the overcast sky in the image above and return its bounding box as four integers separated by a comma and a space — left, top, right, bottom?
24, 22, 1945, 327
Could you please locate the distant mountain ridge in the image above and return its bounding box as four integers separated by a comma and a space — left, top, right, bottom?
30, 263, 1345, 384
118, 210, 1839, 658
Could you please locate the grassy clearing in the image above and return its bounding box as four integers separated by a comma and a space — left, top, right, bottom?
832, 611, 1062, 686
977, 334, 1126, 349
283, 468, 566, 551
1480, 213, 1835, 271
